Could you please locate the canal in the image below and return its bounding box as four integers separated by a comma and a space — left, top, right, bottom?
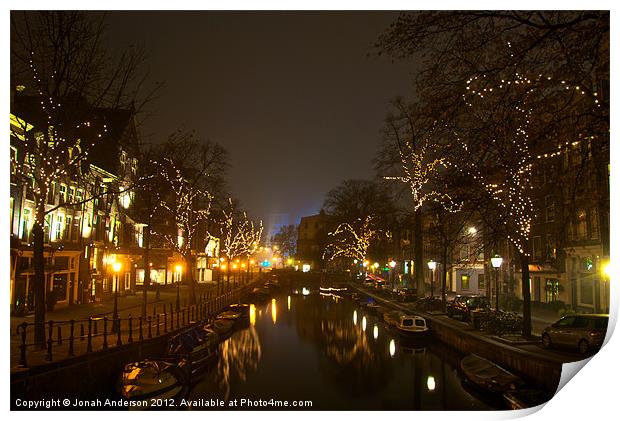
189, 286, 497, 410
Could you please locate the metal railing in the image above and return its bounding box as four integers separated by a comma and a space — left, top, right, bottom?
14, 281, 261, 369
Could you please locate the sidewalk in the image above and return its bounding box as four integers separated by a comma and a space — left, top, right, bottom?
9, 280, 252, 369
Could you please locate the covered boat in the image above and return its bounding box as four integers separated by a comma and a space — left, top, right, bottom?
460, 354, 525, 394
227, 303, 251, 318
117, 360, 187, 405
167, 326, 219, 379
396, 315, 429, 335
212, 319, 235, 337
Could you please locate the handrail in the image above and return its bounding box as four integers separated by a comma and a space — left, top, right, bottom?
12, 279, 263, 368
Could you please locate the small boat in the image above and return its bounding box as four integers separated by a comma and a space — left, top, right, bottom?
460, 354, 525, 394
396, 315, 429, 335
227, 303, 250, 318
384, 310, 406, 327
212, 319, 235, 337
167, 326, 219, 379
365, 302, 380, 311
216, 310, 242, 321
117, 360, 187, 406
503, 389, 552, 409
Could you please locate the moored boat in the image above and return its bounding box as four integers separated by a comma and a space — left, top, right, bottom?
396, 315, 429, 336
460, 354, 525, 394
167, 326, 219, 379
227, 303, 250, 318
212, 319, 235, 337
117, 360, 188, 406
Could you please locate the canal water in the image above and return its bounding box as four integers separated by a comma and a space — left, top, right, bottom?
189, 287, 496, 410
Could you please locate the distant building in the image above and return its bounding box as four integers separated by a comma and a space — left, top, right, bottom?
295, 211, 331, 270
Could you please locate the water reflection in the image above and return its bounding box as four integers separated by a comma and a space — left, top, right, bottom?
191, 289, 495, 410
214, 326, 262, 401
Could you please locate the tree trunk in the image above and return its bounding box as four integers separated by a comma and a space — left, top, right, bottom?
141, 225, 150, 318
184, 254, 196, 305
32, 220, 46, 347
414, 208, 425, 296
520, 253, 532, 338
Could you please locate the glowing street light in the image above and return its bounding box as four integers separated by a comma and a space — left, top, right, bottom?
491, 255, 503, 310
112, 261, 122, 331
428, 260, 436, 298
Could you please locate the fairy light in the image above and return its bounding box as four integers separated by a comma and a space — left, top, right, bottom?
323, 215, 378, 261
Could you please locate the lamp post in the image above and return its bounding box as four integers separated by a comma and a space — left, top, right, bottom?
112, 262, 122, 332
389, 260, 397, 290
427, 260, 437, 299
175, 264, 182, 312
491, 255, 503, 310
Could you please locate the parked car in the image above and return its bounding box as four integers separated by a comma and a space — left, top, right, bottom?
446, 295, 490, 321
542, 314, 608, 354
397, 288, 417, 302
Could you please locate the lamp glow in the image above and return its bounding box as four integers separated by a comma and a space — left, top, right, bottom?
491, 255, 503, 268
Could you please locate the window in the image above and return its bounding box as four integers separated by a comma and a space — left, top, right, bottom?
546, 235, 556, 260
589, 208, 599, 239
556, 317, 575, 328
68, 187, 75, 203
59, 184, 67, 203
545, 196, 555, 222
575, 210, 587, 239
533, 236, 542, 260
545, 279, 560, 302
579, 278, 594, 305
461, 274, 470, 290
55, 215, 64, 240
125, 273, 131, 290
459, 244, 470, 261
20, 208, 32, 240
65, 216, 72, 241
76, 189, 83, 202
477, 273, 485, 290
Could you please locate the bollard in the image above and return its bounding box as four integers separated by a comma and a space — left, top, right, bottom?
176, 310, 180, 329
103, 317, 108, 350
80, 323, 85, 341
57, 325, 62, 345
139, 317, 143, 341
148, 316, 152, 339
68, 320, 75, 356
128, 316, 134, 343
163, 312, 167, 334
18, 322, 28, 368
87, 318, 93, 353
182, 309, 186, 326
116, 319, 122, 347
45, 321, 54, 361
157, 314, 161, 336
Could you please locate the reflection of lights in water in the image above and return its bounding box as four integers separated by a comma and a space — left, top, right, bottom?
353, 310, 357, 325
249, 304, 256, 326
217, 327, 262, 401
287, 295, 291, 310
427, 375, 436, 391
373, 325, 378, 339
271, 298, 277, 324
362, 316, 367, 332
302, 287, 310, 296
389, 339, 396, 357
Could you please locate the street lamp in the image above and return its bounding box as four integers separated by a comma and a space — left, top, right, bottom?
491, 255, 503, 310
427, 260, 436, 298
175, 264, 182, 312
389, 260, 396, 290
112, 262, 122, 331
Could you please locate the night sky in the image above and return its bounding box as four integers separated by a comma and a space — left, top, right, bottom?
105, 11, 415, 234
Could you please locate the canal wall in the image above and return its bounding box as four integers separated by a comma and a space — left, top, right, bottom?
350, 285, 563, 392
11, 332, 172, 406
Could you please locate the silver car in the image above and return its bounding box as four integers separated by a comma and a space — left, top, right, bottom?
542, 314, 608, 354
